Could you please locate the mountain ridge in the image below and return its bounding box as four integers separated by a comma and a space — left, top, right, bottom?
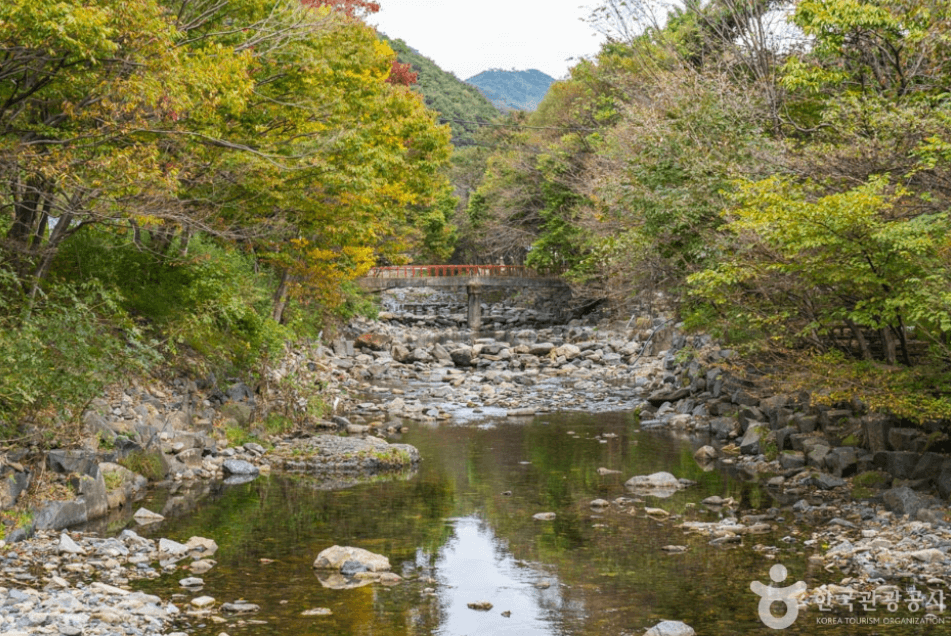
464, 68, 556, 111
382, 35, 499, 146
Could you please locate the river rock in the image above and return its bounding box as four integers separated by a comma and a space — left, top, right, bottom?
190, 595, 215, 608
133, 507, 165, 524
809, 473, 847, 490
533, 512, 557, 520
882, 486, 930, 518
644, 620, 696, 636
467, 601, 493, 611
302, 607, 333, 616
222, 459, 259, 476
221, 601, 261, 613
58, 532, 86, 555
313, 545, 391, 572
693, 445, 716, 461
739, 423, 767, 455
354, 333, 391, 351
625, 471, 681, 490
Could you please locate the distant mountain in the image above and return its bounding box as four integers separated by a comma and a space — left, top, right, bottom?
383, 36, 500, 147
464, 69, 556, 112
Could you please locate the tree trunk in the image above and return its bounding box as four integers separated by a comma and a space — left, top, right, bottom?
8, 177, 42, 245
26, 212, 75, 312
880, 327, 897, 365
178, 227, 192, 257
271, 268, 291, 324
894, 318, 912, 366
30, 198, 51, 249
846, 319, 872, 360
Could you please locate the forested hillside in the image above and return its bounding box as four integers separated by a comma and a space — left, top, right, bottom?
0, 0, 455, 436
383, 37, 500, 146
465, 69, 556, 111
459, 0, 951, 418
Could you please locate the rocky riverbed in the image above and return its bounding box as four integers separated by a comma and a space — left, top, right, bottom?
2, 291, 951, 633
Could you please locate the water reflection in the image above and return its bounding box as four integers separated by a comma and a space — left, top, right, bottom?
121, 412, 927, 636
434, 516, 568, 636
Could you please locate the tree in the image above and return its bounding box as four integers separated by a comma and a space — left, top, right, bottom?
689, 177, 951, 362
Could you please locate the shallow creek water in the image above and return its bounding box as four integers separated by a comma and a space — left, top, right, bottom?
121, 413, 934, 635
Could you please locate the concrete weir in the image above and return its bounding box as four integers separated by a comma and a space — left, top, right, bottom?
356, 266, 569, 329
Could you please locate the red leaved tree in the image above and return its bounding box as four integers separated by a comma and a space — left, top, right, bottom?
387, 60, 418, 85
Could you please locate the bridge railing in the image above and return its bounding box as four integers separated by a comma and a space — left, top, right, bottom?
367, 265, 546, 278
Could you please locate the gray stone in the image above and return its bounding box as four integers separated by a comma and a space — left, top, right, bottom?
176, 447, 203, 469
57, 533, 85, 555
391, 343, 412, 363
243, 442, 266, 456
708, 417, 737, 439
774, 426, 797, 451
179, 577, 204, 587
226, 382, 253, 402
882, 486, 928, 518
780, 451, 806, 470
792, 414, 818, 434
332, 339, 349, 357
824, 447, 858, 477
911, 452, 945, 482
693, 446, 716, 462
873, 451, 919, 480
819, 408, 852, 429
34, 500, 87, 530
47, 450, 98, 477
810, 473, 846, 490
221, 602, 260, 613
737, 405, 765, 431
739, 423, 767, 455
863, 414, 893, 453
644, 620, 696, 636
450, 348, 474, 367
646, 387, 691, 407
159, 538, 190, 558
806, 444, 831, 468
0, 466, 31, 509
133, 508, 165, 524
888, 427, 927, 452
341, 559, 369, 576
731, 390, 760, 407
528, 342, 555, 355
625, 472, 681, 490
222, 459, 259, 476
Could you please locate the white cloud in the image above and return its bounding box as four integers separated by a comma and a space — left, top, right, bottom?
370, 1, 605, 80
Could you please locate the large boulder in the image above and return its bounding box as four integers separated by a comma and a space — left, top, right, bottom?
644, 621, 696, 636
882, 486, 939, 518
450, 347, 474, 367
313, 546, 391, 573
354, 333, 392, 351
624, 472, 686, 498
739, 423, 767, 455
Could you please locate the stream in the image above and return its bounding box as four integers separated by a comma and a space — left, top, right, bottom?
104, 411, 938, 635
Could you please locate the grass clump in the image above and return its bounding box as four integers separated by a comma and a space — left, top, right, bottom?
118, 451, 167, 482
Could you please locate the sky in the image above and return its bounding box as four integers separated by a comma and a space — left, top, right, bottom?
370, 1, 607, 81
